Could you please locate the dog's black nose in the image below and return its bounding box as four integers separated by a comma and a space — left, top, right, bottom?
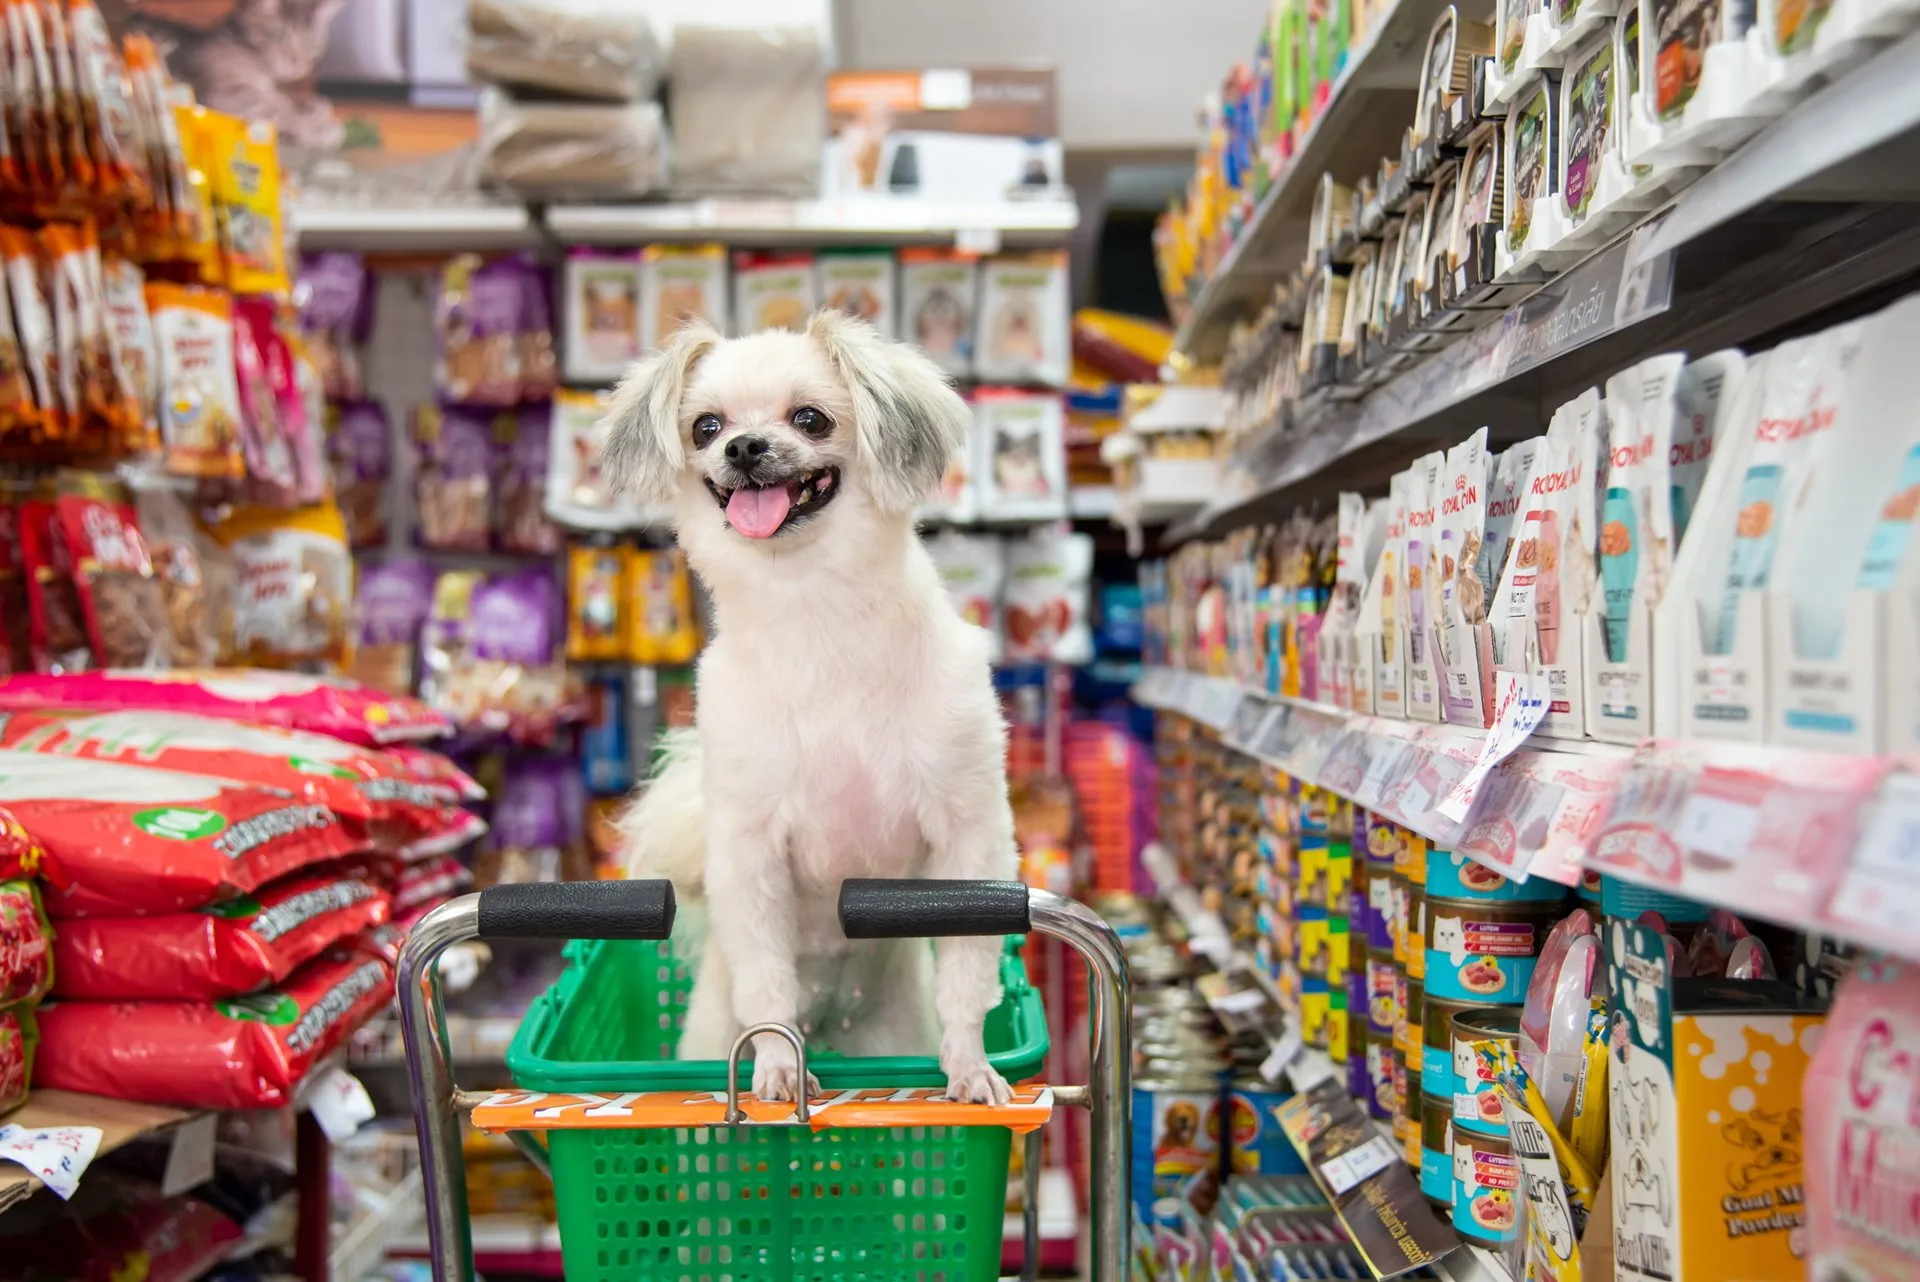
726, 435, 771, 472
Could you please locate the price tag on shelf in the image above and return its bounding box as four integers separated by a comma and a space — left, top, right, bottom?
1438, 673, 1549, 822
954, 226, 1003, 255
1319, 1134, 1398, 1196
161, 1114, 216, 1196
1673, 787, 1763, 863
0, 1123, 102, 1201
1259, 1029, 1304, 1084
1828, 776, 1920, 937
307, 1067, 376, 1144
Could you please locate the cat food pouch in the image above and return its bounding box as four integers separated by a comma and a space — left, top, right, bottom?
437, 255, 524, 407
0, 669, 450, 745
900, 248, 978, 377
147, 282, 244, 478
731, 251, 816, 336
498, 402, 561, 554
329, 399, 391, 549
640, 243, 728, 346
348, 555, 436, 698
1402, 450, 1445, 713
927, 531, 1006, 663
208, 114, 288, 295
100, 255, 156, 431
1003, 531, 1093, 664
562, 248, 642, 382
1599, 355, 1681, 663
817, 249, 897, 338
414, 403, 495, 551
622, 548, 698, 664
1438, 428, 1492, 723
3, 226, 56, 434
55, 471, 173, 669
52, 864, 389, 1001
974, 251, 1070, 387
295, 252, 370, 400
566, 545, 626, 661
34, 944, 394, 1108
1711, 323, 1862, 653
1670, 350, 1742, 543
975, 389, 1067, 519
1481, 440, 1540, 599
211, 502, 352, 667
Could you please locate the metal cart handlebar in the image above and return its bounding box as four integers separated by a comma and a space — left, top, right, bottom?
397, 877, 1132, 1282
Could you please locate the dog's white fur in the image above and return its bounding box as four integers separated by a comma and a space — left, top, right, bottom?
605, 311, 1018, 1105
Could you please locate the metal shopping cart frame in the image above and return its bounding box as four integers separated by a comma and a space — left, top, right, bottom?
397, 877, 1132, 1281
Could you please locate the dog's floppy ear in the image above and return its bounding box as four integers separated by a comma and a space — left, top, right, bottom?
807, 309, 970, 514
601, 320, 721, 502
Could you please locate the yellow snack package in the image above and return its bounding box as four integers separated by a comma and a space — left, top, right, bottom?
171, 103, 224, 285
566, 544, 625, 661
206, 113, 288, 296
209, 501, 352, 667
623, 548, 698, 664
1567, 999, 1610, 1178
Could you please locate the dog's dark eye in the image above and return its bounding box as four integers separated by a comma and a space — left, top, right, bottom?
790, 406, 831, 438
692, 413, 723, 449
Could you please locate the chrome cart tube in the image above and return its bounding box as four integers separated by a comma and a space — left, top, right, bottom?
397, 894, 483, 1282
1027, 889, 1132, 1282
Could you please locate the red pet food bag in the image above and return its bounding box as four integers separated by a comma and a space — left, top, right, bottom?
53, 865, 391, 1000
34, 945, 395, 1108
0, 669, 451, 745
0, 879, 52, 1009
0, 749, 366, 916
0, 1006, 34, 1113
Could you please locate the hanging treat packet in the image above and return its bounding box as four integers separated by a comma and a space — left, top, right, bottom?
295, 251, 371, 400
1003, 531, 1093, 664
54, 471, 174, 669
208, 114, 289, 295
0, 748, 367, 916
231, 295, 298, 494
146, 282, 244, 478
545, 387, 648, 529
900, 248, 977, 377
640, 243, 728, 345
498, 401, 561, 553
622, 547, 698, 664
100, 255, 156, 428
348, 555, 436, 697
413, 403, 495, 551
128, 473, 224, 667
566, 545, 626, 661
329, 399, 392, 549
0, 879, 51, 1010
926, 531, 1006, 662
817, 249, 897, 337
34, 944, 393, 1108
436, 254, 523, 407
3, 226, 57, 436
731, 251, 817, 335
0, 258, 31, 433
562, 248, 642, 382
53, 864, 390, 1001
210, 503, 352, 667
17, 490, 90, 673
974, 251, 1070, 387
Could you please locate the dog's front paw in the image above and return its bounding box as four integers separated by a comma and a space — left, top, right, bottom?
752, 1054, 820, 1104
941, 1055, 1012, 1105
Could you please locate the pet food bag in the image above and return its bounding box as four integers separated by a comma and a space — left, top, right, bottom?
295, 251, 372, 400
1003, 531, 1093, 665
388, 745, 486, 804
329, 400, 392, 550
0, 1006, 33, 1115
499, 402, 562, 554
348, 555, 436, 697
567, 545, 627, 661
974, 252, 1070, 387
414, 404, 496, 551
927, 531, 1006, 662
436, 254, 555, 407
731, 252, 817, 336
0, 749, 366, 916
129, 475, 228, 669
900, 249, 978, 377
211, 503, 353, 667
146, 282, 244, 478
392, 854, 470, 913
641, 244, 729, 346
34, 943, 395, 1108
974, 390, 1068, 520
476, 757, 589, 886
0, 879, 52, 1010
53, 864, 391, 1000
817, 249, 897, 338
51, 471, 175, 669
622, 548, 698, 664
0, 669, 451, 746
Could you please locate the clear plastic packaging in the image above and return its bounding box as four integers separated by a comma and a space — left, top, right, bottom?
479, 92, 666, 200
668, 25, 825, 197
465, 0, 662, 103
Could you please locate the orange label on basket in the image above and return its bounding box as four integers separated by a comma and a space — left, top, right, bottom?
468, 1085, 1056, 1134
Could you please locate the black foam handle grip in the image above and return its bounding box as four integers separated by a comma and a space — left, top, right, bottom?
476, 879, 676, 941
838, 878, 1030, 939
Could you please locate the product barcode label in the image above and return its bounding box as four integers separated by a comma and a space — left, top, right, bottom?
1320, 1135, 1398, 1195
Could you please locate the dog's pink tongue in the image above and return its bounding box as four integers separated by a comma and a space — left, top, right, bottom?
726, 485, 792, 538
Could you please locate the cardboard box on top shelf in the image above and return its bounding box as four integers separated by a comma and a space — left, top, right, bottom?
822, 69, 1063, 203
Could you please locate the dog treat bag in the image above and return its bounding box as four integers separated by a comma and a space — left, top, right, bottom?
0, 879, 51, 1010
900, 248, 977, 378
730, 251, 816, 336
477, 757, 588, 886
1003, 531, 1093, 664
499, 402, 561, 554
640, 243, 728, 347
414, 403, 495, 551
329, 399, 392, 550
100, 255, 156, 426
546, 387, 649, 530
147, 282, 244, 478
0, 748, 366, 915
566, 545, 626, 661
817, 249, 897, 339
210, 502, 353, 667
128, 473, 223, 667
927, 531, 1005, 663
563, 248, 642, 382
974, 251, 1069, 387
53, 864, 391, 1000
622, 548, 698, 664
975, 389, 1067, 520
349, 555, 435, 697
437, 254, 523, 407
34, 943, 394, 1108
55, 471, 174, 670
295, 251, 371, 400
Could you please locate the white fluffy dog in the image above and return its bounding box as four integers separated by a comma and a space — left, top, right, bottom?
605, 310, 1018, 1105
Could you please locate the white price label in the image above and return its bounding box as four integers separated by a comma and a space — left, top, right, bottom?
0, 1124, 102, 1201
1320, 1134, 1398, 1195
1674, 790, 1762, 863
954, 226, 1002, 255
1438, 673, 1549, 822
307, 1067, 376, 1144
1259, 1029, 1304, 1084
1828, 778, 1920, 934
1210, 987, 1269, 1016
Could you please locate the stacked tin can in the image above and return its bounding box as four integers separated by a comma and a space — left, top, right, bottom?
1419, 845, 1571, 1250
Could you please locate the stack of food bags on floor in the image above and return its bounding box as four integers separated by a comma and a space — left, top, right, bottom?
0, 670, 486, 1109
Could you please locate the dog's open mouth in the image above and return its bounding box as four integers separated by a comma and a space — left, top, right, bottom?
705, 467, 841, 539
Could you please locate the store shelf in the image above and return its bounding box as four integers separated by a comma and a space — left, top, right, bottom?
330, 1164, 423, 1282
293, 203, 539, 252
999, 1166, 1077, 1274
546, 195, 1080, 249
1136, 665, 1920, 963
1172, 0, 1457, 362
0, 1090, 196, 1213
393, 1214, 563, 1276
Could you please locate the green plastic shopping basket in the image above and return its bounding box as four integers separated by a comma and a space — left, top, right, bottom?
502, 933, 1050, 1282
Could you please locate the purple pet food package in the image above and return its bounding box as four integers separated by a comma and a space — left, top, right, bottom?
296, 251, 373, 400
437, 255, 527, 407
329, 399, 392, 550
498, 402, 562, 555
414, 403, 496, 551
471, 567, 560, 668
350, 555, 436, 696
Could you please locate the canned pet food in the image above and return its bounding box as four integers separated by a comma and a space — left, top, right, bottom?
1392, 968, 1411, 1053
1391, 1048, 1409, 1131
1365, 950, 1397, 1035
1130, 1078, 1221, 1221
1406, 885, 1427, 981
1364, 1027, 1395, 1120
1576, 867, 1602, 904
1403, 1095, 1422, 1170
1451, 1128, 1521, 1248
1598, 872, 1709, 923
1347, 1011, 1373, 1106
1402, 977, 1424, 1076
1420, 1092, 1455, 1208
1390, 873, 1412, 965
1425, 847, 1573, 902
1451, 1007, 1520, 1138
1423, 995, 1479, 1100
1225, 1079, 1305, 1176
1423, 894, 1559, 1002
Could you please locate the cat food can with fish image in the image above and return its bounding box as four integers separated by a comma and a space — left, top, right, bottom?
1425, 846, 1574, 903
1365, 1026, 1396, 1120
1452, 1127, 1522, 1248
1421, 1092, 1456, 1208
1131, 1077, 1223, 1222
1424, 994, 1478, 1099
1451, 1007, 1521, 1139
1423, 894, 1559, 1002
1366, 949, 1399, 1035
1401, 976, 1425, 1077
1406, 884, 1428, 982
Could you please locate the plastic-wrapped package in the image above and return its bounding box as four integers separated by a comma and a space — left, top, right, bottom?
479, 92, 666, 200
466, 0, 662, 102
669, 25, 824, 197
